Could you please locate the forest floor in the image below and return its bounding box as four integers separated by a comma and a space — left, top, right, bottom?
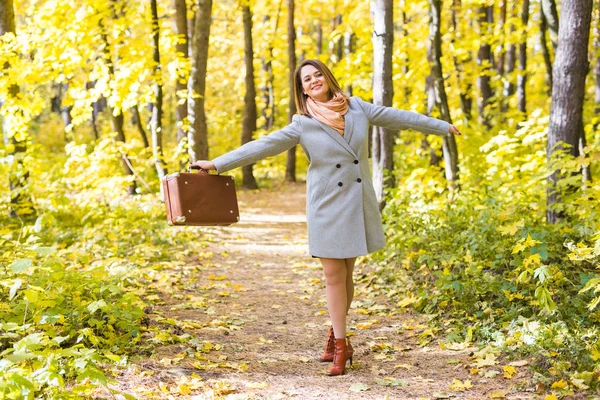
112, 181, 549, 400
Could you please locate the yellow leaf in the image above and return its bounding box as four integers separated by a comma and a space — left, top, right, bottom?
449, 379, 472, 391
397, 296, 419, 307
475, 353, 498, 367
470, 368, 479, 375
159, 382, 170, 393
357, 322, 372, 330
498, 222, 520, 236
544, 395, 558, 400
512, 242, 526, 254
177, 384, 192, 395
524, 253, 542, 266
489, 390, 507, 398
551, 379, 568, 389
503, 365, 517, 379
208, 275, 227, 281
523, 234, 542, 248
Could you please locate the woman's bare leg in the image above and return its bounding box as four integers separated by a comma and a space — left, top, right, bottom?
345, 257, 357, 315
320, 257, 347, 339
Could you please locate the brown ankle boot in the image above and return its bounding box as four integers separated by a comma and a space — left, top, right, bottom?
327, 338, 352, 376
319, 327, 354, 362
319, 326, 335, 361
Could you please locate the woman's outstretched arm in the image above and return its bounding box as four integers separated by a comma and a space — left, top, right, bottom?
191, 115, 302, 174
353, 97, 460, 136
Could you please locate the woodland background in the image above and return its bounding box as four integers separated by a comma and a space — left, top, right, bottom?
1, 0, 600, 398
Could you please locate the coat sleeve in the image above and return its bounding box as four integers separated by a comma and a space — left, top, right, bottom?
354, 97, 450, 136
211, 115, 302, 174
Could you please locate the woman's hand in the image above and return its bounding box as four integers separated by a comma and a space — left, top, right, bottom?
189, 160, 216, 173
449, 125, 461, 136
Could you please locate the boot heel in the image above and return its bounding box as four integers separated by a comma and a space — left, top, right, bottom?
349, 356, 353, 366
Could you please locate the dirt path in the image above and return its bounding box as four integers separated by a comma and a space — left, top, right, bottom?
116, 182, 539, 400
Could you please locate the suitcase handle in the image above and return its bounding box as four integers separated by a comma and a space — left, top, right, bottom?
188, 165, 211, 174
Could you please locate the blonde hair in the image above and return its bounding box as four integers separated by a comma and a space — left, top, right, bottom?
294, 59, 346, 115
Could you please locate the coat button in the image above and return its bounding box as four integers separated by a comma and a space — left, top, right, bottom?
357, 178, 362, 183
336, 164, 341, 168
338, 182, 343, 187
354, 160, 359, 164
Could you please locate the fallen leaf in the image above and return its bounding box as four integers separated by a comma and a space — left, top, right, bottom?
544, 395, 558, 400
483, 370, 501, 378
508, 360, 529, 367
375, 378, 407, 387
503, 365, 517, 379
349, 383, 369, 392
551, 379, 568, 389
475, 353, 498, 367
449, 379, 472, 392
432, 392, 455, 399
489, 390, 507, 398
177, 384, 192, 395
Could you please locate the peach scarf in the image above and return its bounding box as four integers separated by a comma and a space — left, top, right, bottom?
306, 92, 349, 136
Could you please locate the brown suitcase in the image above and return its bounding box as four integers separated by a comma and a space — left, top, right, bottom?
162, 169, 240, 226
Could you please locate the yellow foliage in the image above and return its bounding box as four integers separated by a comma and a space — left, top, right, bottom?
502, 365, 517, 379
449, 379, 472, 391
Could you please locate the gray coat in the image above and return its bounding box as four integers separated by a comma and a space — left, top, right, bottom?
211, 96, 450, 259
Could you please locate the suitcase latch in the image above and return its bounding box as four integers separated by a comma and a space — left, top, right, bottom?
175, 216, 186, 224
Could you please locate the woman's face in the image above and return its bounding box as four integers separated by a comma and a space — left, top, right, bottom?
301, 65, 331, 103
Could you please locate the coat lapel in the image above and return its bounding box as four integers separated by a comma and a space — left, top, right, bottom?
313, 111, 358, 159
343, 110, 354, 144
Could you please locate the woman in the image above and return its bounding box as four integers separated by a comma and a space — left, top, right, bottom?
191, 59, 460, 376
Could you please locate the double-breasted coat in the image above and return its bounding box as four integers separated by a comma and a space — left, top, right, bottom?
211, 96, 450, 259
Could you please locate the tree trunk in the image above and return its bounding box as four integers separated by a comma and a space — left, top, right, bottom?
316, 20, 323, 55
174, 0, 189, 155
150, 0, 167, 188
372, 0, 395, 211
188, 0, 212, 162
336, 14, 343, 63
1, 0, 35, 218
595, 4, 600, 119
451, 0, 472, 120
542, 0, 559, 50
477, 6, 493, 127
131, 105, 150, 148
516, 0, 529, 116
344, 31, 354, 96
285, 0, 297, 182
503, 2, 517, 113
428, 0, 458, 190
241, 4, 259, 189
100, 20, 137, 195
540, 8, 554, 92
400, 1, 411, 102
52, 83, 73, 141
496, 0, 507, 77
546, 0, 592, 224
261, 3, 281, 132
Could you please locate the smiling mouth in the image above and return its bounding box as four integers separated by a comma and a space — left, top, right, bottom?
312, 85, 322, 90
